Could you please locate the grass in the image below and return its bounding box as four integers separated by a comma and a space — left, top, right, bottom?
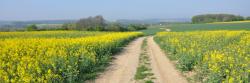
134, 39, 155, 82
145, 80, 154, 83
207, 20, 250, 24
135, 65, 151, 80
139, 22, 250, 34
167, 22, 250, 32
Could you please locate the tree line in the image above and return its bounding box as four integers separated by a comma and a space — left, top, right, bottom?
192, 14, 250, 23
23, 15, 147, 31
24, 15, 147, 31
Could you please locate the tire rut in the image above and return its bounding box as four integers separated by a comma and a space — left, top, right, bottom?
93, 37, 145, 83
147, 36, 188, 83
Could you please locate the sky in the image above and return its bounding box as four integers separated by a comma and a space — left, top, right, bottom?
0, 0, 249, 21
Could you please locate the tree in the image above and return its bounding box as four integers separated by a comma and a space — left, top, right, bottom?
106, 22, 124, 31
93, 15, 106, 31
127, 24, 147, 31
246, 17, 250, 20
62, 23, 76, 30
192, 14, 245, 23
233, 15, 244, 21
76, 15, 106, 31
26, 24, 38, 31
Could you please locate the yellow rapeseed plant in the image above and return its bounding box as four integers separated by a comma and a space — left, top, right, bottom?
0, 31, 143, 82
155, 31, 250, 83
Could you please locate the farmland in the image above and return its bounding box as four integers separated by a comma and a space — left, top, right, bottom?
167, 22, 250, 32
1, 21, 250, 83
0, 23, 250, 83
0, 31, 143, 82
207, 20, 250, 24
0, 31, 106, 39
155, 31, 250, 83
1, 0, 250, 83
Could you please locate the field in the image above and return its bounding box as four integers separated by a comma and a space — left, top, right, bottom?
208, 20, 250, 24
167, 22, 250, 32
2, 0, 250, 83
1, 21, 250, 83
139, 26, 165, 35
155, 31, 250, 83
0, 31, 143, 82
0, 31, 105, 39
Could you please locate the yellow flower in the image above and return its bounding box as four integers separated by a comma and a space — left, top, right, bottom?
155, 31, 250, 82
0, 31, 143, 82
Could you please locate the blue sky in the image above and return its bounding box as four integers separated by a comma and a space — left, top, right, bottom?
0, 0, 249, 21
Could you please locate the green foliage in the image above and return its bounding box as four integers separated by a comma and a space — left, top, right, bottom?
26, 24, 38, 31
76, 15, 106, 31
127, 24, 147, 31
61, 15, 147, 31
62, 23, 76, 30
135, 65, 150, 80
106, 22, 125, 31
246, 17, 250, 20
192, 14, 245, 23
145, 80, 154, 83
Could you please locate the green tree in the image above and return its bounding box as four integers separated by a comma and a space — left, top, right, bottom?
127, 24, 137, 31
62, 23, 76, 30
76, 15, 106, 31
127, 24, 147, 31
106, 22, 124, 31
246, 17, 250, 20
192, 14, 245, 23
26, 24, 38, 31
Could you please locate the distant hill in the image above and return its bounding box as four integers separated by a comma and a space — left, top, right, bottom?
0, 18, 191, 28
0, 20, 76, 28
116, 18, 190, 24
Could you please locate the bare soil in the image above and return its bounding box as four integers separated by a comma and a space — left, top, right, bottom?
92, 36, 188, 83
147, 36, 187, 83
93, 37, 144, 83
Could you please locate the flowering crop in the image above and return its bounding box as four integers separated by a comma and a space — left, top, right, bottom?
0, 31, 106, 39
155, 31, 250, 83
0, 31, 143, 82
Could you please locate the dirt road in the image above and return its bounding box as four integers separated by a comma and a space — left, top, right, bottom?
147, 36, 187, 83
93, 36, 187, 83
94, 37, 144, 83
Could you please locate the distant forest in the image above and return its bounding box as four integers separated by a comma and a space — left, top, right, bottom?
62, 15, 147, 31
0, 15, 147, 32
192, 14, 249, 23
